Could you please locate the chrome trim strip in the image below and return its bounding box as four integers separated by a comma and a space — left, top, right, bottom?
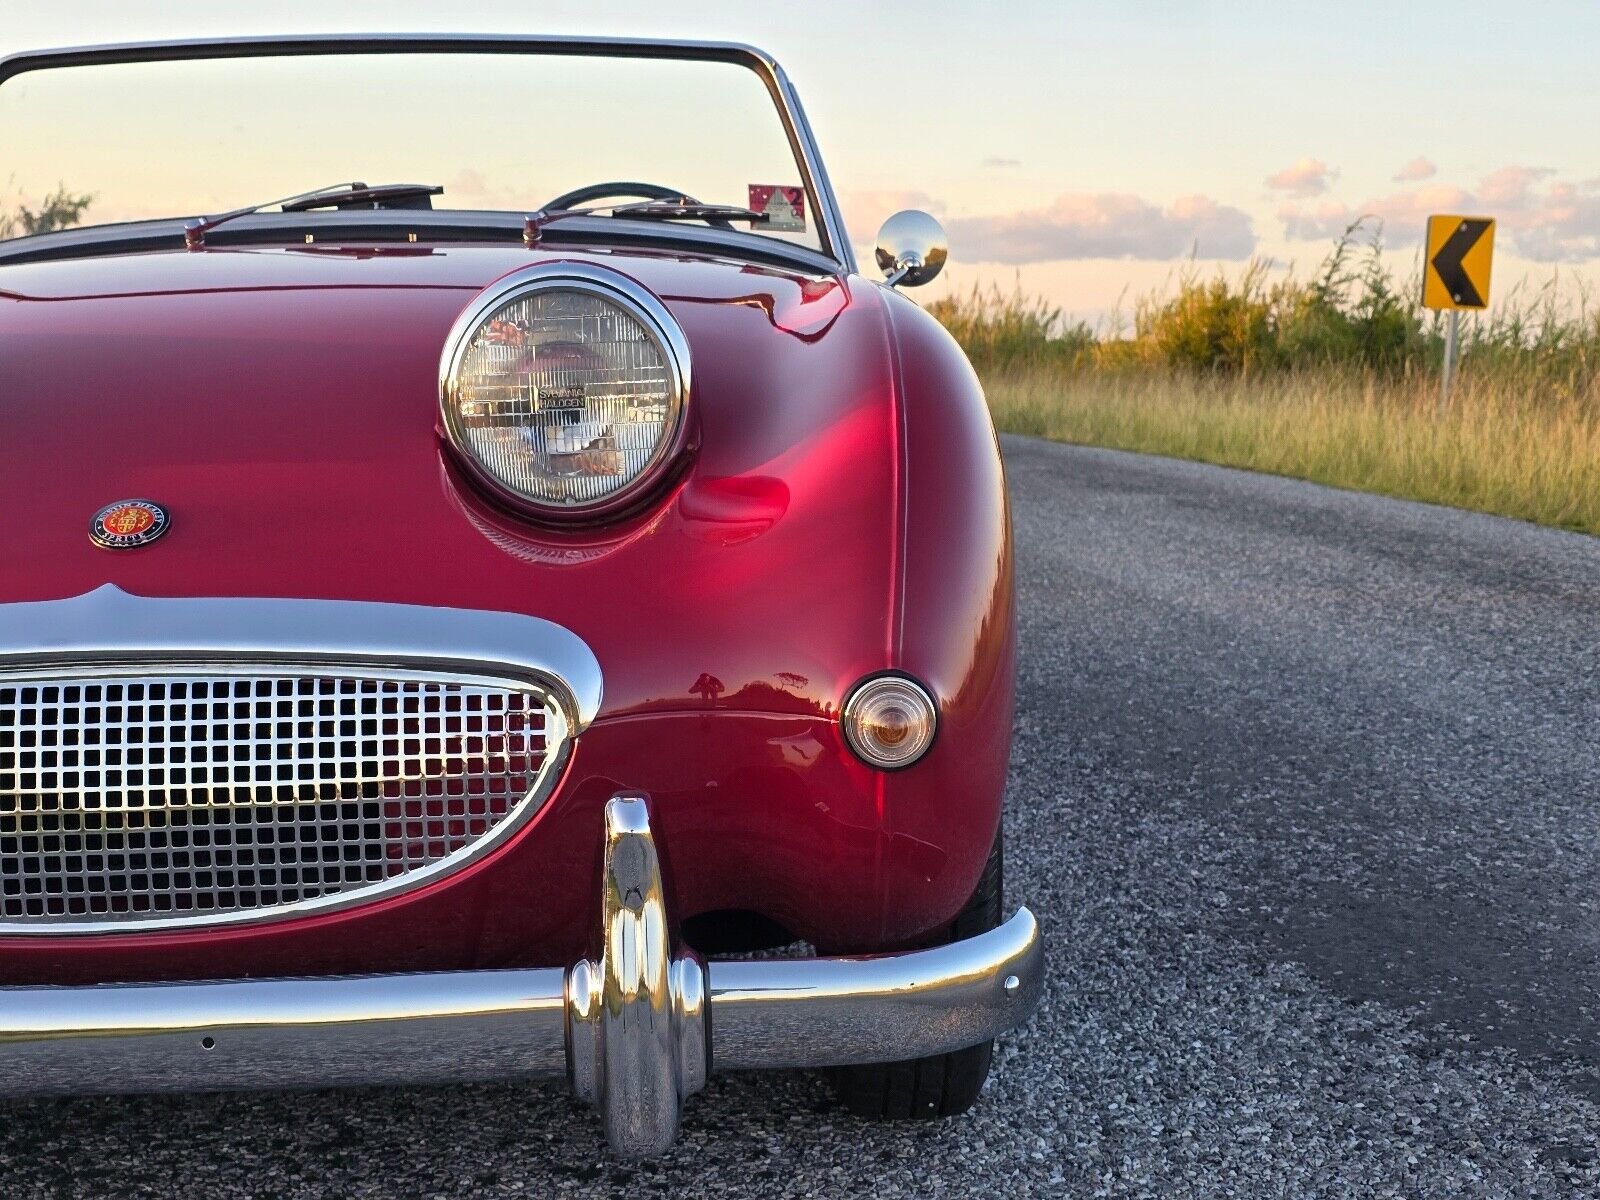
438, 262, 692, 520
774, 63, 857, 274
0, 34, 853, 269
0, 585, 602, 732
0, 796, 1043, 1158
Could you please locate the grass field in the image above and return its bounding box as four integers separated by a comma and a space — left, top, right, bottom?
931, 225, 1600, 536
985, 367, 1600, 535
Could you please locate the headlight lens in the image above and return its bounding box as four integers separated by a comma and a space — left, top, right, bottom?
442, 272, 688, 515
842, 675, 938, 770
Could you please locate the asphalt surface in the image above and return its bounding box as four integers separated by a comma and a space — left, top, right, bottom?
5, 435, 1600, 1198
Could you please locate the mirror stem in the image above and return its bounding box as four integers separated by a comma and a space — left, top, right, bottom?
884, 253, 924, 288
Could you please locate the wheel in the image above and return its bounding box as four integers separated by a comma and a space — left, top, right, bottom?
830, 832, 1003, 1120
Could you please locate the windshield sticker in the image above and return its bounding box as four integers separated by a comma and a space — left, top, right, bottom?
749, 185, 806, 232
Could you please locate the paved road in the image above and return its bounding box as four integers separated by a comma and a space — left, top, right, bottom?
5, 436, 1600, 1198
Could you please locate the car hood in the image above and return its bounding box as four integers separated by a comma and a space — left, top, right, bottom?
0, 243, 899, 722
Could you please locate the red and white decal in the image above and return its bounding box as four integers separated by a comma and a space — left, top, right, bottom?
748, 185, 806, 232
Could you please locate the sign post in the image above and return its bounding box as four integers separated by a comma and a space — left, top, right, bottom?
1423, 215, 1495, 412
1440, 309, 1460, 403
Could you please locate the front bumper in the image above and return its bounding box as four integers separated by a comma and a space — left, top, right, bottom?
0, 795, 1043, 1158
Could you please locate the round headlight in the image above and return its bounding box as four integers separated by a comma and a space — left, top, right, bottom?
842, 674, 938, 770
440, 266, 690, 516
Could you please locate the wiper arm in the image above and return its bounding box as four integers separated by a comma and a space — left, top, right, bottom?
182, 182, 444, 249
520, 199, 770, 246
279, 182, 444, 213
606, 200, 770, 224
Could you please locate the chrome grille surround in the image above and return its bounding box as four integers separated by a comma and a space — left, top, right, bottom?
0, 586, 602, 936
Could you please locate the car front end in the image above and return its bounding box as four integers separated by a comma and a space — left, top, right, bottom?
0, 35, 1040, 1156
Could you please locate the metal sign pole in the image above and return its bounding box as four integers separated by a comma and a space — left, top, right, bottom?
1425, 214, 1493, 414
1439, 309, 1460, 413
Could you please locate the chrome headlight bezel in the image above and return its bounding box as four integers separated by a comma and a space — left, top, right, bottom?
438, 262, 693, 521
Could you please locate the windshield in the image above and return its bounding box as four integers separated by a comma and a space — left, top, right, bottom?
0, 46, 830, 256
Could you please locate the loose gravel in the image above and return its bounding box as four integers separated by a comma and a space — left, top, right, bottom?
3, 436, 1599, 1198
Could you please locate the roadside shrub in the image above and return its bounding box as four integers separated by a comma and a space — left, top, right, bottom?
927, 219, 1600, 399
924, 281, 1095, 372
1134, 261, 1279, 374
0, 183, 93, 239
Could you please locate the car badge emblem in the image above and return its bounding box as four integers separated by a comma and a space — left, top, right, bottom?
89, 499, 170, 549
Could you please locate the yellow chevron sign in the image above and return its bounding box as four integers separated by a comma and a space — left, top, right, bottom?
1423, 215, 1495, 310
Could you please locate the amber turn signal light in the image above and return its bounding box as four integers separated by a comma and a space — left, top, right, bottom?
842, 674, 938, 770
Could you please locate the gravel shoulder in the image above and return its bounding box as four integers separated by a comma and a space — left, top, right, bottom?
3, 436, 1598, 1198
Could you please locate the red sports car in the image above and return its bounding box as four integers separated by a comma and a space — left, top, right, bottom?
0, 34, 1040, 1157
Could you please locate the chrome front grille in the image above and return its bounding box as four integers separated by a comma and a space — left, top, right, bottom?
0, 667, 567, 931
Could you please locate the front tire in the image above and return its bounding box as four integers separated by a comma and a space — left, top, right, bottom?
830, 833, 1003, 1119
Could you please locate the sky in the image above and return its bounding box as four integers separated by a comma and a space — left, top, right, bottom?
6, 0, 1600, 323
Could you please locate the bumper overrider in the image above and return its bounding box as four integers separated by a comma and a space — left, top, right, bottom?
0, 588, 1043, 1157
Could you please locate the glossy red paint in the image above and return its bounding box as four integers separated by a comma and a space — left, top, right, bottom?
878, 291, 1017, 945
0, 239, 1013, 982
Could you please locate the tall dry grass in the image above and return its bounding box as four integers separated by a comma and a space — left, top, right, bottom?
928, 223, 1600, 536
987, 368, 1600, 534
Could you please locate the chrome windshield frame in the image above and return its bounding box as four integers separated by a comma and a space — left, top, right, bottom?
0, 33, 858, 272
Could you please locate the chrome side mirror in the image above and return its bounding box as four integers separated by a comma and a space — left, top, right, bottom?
875, 210, 948, 288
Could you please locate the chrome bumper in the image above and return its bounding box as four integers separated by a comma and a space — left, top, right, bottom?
0, 796, 1043, 1158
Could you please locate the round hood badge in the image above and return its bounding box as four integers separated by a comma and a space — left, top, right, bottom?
89, 500, 170, 550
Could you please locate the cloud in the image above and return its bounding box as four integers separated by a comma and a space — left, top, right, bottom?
1278, 183, 1470, 244
1393, 156, 1436, 182
944, 192, 1255, 263
1277, 166, 1600, 261
1511, 180, 1600, 262
447, 169, 491, 197
1477, 165, 1553, 208
982, 157, 1022, 169
441, 169, 541, 210
1266, 157, 1336, 198
1276, 201, 1361, 243
842, 189, 944, 240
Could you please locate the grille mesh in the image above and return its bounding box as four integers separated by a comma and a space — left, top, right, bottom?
0, 670, 557, 928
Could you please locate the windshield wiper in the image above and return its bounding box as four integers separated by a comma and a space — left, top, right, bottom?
182, 181, 444, 249
605, 200, 770, 224
521, 199, 770, 246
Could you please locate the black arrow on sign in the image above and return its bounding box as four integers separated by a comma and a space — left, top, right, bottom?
1431, 218, 1492, 307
